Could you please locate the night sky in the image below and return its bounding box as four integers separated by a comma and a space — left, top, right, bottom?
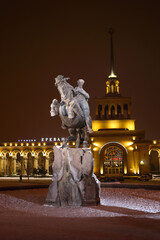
0, 0, 160, 142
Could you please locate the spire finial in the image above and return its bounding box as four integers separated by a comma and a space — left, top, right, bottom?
108, 28, 117, 79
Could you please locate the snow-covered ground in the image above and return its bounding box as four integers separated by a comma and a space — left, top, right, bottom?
0, 188, 159, 219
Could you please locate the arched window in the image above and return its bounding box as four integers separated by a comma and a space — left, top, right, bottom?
111, 105, 115, 118
150, 150, 160, 173
103, 145, 124, 175
111, 82, 115, 93
124, 104, 128, 119
98, 104, 102, 119
105, 105, 109, 119
117, 105, 121, 118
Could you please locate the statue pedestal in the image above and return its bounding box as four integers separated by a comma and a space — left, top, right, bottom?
45, 146, 100, 207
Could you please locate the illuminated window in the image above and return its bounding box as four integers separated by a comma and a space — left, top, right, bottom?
103, 146, 123, 175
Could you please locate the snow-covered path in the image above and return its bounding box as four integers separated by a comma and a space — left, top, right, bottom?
0, 188, 159, 219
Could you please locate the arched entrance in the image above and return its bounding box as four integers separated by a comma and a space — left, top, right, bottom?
150, 149, 160, 173
100, 143, 127, 177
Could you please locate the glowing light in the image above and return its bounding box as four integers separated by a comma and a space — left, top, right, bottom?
93, 147, 98, 151
55, 142, 57, 146
92, 119, 135, 131
31, 151, 35, 156
15, 143, 18, 146
10, 143, 12, 146
100, 168, 103, 174
93, 143, 99, 147
20, 152, 23, 157
124, 169, 127, 174
4, 143, 7, 147
21, 143, 24, 146
9, 152, 12, 156
108, 73, 117, 78
91, 138, 94, 142
135, 145, 137, 150
72, 142, 75, 146
129, 147, 134, 151
126, 142, 133, 147
43, 151, 46, 156
0, 152, 2, 157
38, 143, 41, 146
26, 143, 29, 146
132, 136, 136, 141
137, 169, 140, 174
140, 160, 144, 165
43, 142, 46, 146
32, 143, 35, 146
153, 140, 157, 144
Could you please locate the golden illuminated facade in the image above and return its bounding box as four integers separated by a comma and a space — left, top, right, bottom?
90, 29, 160, 179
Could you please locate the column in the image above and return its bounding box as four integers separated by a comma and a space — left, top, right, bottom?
23, 158, 27, 175
11, 157, 16, 175
3, 157, 7, 176
34, 157, 38, 169
0, 157, 2, 175
45, 157, 49, 176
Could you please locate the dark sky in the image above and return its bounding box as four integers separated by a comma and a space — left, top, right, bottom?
0, 0, 160, 142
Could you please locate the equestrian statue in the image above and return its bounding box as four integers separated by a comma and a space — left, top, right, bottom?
50, 75, 93, 148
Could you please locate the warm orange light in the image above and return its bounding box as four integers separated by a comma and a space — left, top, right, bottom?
43, 142, 46, 146
32, 143, 35, 146
100, 168, 103, 174
26, 143, 29, 146
15, 143, 18, 146
4, 143, 7, 147
10, 143, 12, 146
21, 143, 24, 146
43, 151, 46, 156
38, 143, 41, 146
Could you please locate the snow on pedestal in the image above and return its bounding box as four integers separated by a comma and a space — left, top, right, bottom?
45, 146, 100, 207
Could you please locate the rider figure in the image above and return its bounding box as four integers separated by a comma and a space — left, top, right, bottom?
75, 79, 93, 133
55, 75, 75, 119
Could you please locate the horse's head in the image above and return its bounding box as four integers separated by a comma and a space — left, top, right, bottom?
50, 99, 59, 116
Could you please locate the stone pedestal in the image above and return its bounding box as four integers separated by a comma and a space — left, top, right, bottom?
45, 146, 100, 207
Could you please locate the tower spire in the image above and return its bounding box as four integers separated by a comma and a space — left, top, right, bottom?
106, 28, 119, 95
108, 28, 117, 79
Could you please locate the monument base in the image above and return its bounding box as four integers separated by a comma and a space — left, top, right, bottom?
45, 146, 100, 207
